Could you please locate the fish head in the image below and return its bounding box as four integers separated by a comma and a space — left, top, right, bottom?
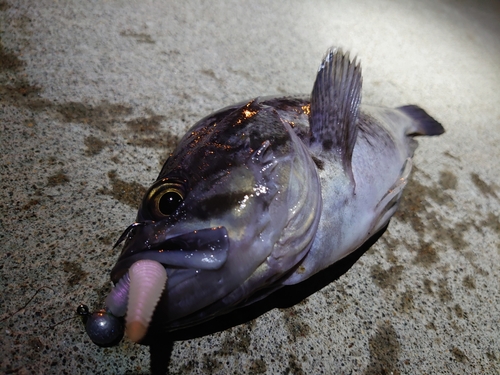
108, 99, 321, 333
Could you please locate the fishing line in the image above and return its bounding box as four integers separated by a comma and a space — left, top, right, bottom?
0, 286, 86, 334
0, 286, 54, 322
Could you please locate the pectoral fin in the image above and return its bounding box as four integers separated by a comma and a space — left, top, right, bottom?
309, 47, 362, 184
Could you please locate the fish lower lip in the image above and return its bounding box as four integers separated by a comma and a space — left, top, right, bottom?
110, 226, 229, 283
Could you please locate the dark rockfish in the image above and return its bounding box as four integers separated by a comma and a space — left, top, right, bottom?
83, 48, 444, 345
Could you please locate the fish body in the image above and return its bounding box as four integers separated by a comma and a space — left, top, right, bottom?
100, 48, 444, 343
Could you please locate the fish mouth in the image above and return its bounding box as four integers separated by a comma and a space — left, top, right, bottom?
110, 225, 229, 283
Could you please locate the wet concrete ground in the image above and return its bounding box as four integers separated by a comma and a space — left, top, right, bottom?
1, 0, 499, 374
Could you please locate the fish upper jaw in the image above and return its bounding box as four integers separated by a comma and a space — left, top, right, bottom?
110, 224, 229, 283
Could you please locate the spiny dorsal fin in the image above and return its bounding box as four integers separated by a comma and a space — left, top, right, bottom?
310, 47, 362, 184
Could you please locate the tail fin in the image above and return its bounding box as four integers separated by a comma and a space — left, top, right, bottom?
398, 105, 445, 136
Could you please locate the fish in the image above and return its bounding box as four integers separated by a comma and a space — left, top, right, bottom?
83, 47, 444, 345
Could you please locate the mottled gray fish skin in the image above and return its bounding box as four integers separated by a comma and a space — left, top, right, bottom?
108, 47, 444, 334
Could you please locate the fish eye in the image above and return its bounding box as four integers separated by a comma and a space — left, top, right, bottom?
146, 180, 186, 218
157, 189, 184, 215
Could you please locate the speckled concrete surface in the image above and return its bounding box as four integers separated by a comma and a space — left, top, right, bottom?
1, 0, 499, 374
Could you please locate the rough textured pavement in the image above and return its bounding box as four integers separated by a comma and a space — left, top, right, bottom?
1, 0, 499, 374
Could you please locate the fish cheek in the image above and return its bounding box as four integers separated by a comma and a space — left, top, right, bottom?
191, 191, 251, 220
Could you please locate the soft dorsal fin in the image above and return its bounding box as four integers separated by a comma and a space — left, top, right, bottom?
310, 48, 362, 184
